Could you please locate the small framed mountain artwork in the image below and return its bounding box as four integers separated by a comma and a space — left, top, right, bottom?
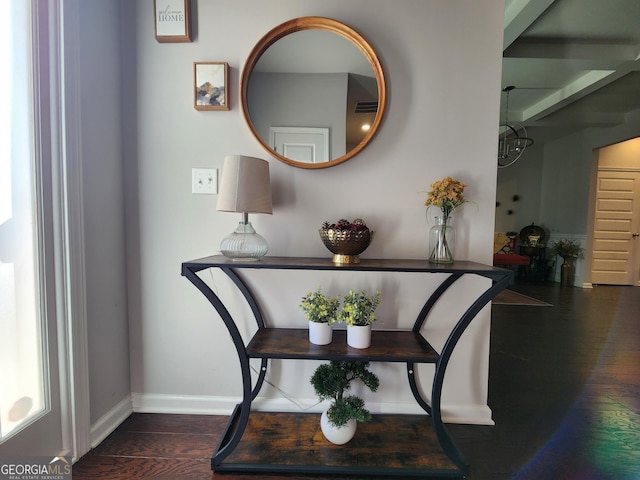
194, 62, 229, 111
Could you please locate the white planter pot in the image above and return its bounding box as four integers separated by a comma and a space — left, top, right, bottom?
347, 324, 371, 349
320, 409, 357, 445
309, 321, 333, 345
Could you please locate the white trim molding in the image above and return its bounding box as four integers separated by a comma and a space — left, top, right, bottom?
131, 393, 242, 415
89, 395, 132, 448
58, 0, 92, 460
131, 393, 494, 426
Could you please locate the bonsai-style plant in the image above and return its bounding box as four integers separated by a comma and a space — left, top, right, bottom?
339, 290, 382, 327
550, 238, 584, 260
300, 287, 340, 324
310, 361, 379, 428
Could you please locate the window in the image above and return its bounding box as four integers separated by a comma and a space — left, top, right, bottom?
0, 0, 47, 441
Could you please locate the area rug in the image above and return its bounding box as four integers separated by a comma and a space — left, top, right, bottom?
493, 289, 552, 306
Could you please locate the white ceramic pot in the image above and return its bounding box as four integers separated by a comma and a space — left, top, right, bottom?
320, 409, 357, 445
309, 321, 333, 345
347, 324, 371, 349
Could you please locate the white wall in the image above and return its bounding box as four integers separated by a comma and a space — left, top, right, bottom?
124, 0, 505, 425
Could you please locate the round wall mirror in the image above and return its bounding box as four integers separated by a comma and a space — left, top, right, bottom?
240, 17, 386, 169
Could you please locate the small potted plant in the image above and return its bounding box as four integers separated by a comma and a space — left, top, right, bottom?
550, 238, 584, 285
310, 361, 379, 445
300, 287, 340, 345
339, 289, 382, 349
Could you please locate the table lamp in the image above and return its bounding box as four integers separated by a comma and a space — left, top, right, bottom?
216, 155, 272, 260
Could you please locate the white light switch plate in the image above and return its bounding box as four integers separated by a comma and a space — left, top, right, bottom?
192, 168, 217, 194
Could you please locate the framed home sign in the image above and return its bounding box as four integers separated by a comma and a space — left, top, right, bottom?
154, 0, 192, 43
194, 62, 229, 111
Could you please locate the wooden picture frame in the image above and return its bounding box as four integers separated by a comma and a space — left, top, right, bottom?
194, 62, 229, 111
154, 0, 191, 43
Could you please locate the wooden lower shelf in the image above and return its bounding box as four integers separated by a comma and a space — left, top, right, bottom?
214, 412, 466, 478
246, 328, 439, 362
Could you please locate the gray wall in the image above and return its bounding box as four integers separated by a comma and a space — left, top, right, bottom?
495, 143, 544, 233
123, 0, 505, 425
78, 0, 130, 426
77, 0, 506, 437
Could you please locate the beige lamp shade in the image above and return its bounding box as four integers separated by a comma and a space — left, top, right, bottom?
216, 155, 272, 214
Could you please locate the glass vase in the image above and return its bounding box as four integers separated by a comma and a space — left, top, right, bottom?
428, 216, 455, 264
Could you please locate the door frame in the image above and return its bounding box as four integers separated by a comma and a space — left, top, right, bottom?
584, 137, 640, 287
57, 0, 91, 459
269, 126, 330, 163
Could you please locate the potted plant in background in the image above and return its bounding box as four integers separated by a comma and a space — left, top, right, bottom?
300, 287, 340, 345
339, 290, 382, 349
310, 361, 379, 445
550, 238, 584, 285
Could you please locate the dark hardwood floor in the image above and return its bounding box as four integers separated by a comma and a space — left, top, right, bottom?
72, 283, 640, 480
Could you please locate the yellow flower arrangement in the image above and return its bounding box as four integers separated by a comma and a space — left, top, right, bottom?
424, 176, 468, 218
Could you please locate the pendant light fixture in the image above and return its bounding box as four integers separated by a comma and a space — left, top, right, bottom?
498, 86, 534, 168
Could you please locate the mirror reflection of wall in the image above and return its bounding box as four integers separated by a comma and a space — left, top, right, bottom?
346, 74, 377, 152
249, 72, 378, 162
249, 72, 348, 160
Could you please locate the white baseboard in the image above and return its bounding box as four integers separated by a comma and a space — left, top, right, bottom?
130, 393, 494, 425
131, 393, 241, 415
440, 404, 495, 425
90, 395, 133, 448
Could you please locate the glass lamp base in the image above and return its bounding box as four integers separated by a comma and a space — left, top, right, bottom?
220, 221, 268, 261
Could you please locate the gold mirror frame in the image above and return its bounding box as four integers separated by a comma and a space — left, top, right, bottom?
240, 17, 386, 169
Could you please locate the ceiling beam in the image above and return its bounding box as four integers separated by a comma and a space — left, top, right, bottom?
502, 1, 640, 143
528, 111, 626, 127
521, 53, 640, 122
522, 69, 616, 121
504, 41, 639, 62
503, 0, 556, 50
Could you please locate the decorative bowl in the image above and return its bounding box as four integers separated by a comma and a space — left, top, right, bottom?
319, 228, 374, 264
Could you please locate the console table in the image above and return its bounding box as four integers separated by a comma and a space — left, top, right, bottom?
181, 256, 513, 478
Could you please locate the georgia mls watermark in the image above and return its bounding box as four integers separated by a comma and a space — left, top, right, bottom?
0, 456, 71, 480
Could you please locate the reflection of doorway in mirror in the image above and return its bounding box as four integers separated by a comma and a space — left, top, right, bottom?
269, 127, 330, 163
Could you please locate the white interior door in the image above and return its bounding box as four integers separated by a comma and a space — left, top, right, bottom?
269, 127, 330, 163
590, 170, 640, 285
